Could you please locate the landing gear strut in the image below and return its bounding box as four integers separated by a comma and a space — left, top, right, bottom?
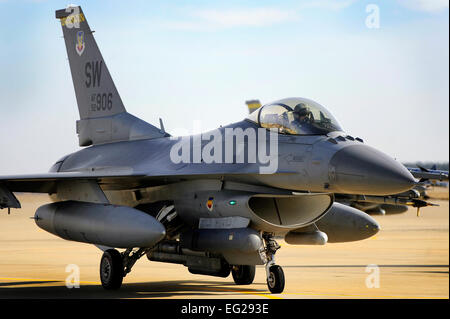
100, 247, 148, 290
263, 234, 285, 294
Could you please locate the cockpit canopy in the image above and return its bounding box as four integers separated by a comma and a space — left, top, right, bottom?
246, 97, 343, 135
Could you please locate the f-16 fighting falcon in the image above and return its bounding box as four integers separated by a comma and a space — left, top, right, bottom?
0, 6, 418, 293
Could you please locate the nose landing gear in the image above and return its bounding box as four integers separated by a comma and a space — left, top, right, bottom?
266, 264, 285, 293
263, 234, 285, 294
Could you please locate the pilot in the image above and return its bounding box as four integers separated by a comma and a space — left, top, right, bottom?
293, 103, 311, 123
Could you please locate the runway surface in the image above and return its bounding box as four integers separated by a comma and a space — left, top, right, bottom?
0, 192, 448, 299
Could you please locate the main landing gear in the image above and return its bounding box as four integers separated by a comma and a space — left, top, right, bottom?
100, 248, 147, 290
100, 249, 123, 289
231, 265, 256, 285
263, 234, 285, 294
99, 235, 285, 294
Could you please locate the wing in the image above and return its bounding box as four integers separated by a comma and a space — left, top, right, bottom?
0, 171, 149, 193
0, 171, 150, 209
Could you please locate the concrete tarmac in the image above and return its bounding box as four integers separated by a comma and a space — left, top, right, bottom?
0, 193, 448, 299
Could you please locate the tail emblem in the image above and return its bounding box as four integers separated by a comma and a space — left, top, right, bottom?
206, 197, 214, 212
75, 31, 85, 56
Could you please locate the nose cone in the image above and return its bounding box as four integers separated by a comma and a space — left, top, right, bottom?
329, 144, 416, 195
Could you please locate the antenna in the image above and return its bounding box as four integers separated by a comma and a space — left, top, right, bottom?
159, 118, 166, 134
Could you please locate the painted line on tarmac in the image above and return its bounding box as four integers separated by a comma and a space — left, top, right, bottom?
0, 277, 282, 299
281, 292, 448, 299
2, 277, 446, 299
199, 287, 283, 299
0, 277, 100, 285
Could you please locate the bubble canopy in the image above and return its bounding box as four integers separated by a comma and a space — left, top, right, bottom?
246, 97, 343, 135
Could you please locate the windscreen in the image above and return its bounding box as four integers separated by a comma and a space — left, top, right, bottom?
257, 101, 342, 135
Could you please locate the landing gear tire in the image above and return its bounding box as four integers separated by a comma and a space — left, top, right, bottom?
232, 265, 255, 285
100, 249, 124, 290
266, 265, 285, 294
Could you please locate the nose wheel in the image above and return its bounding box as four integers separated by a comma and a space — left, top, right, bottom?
263, 234, 285, 294
266, 264, 285, 293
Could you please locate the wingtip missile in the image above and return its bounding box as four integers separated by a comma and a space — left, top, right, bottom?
412, 199, 439, 217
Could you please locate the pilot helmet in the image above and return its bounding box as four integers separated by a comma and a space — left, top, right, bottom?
293, 103, 310, 117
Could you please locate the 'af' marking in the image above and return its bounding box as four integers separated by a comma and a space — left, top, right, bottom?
85, 61, 102, 88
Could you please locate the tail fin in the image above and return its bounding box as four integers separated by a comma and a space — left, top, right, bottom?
56, 6, 166, 146
56, 6, 125, 119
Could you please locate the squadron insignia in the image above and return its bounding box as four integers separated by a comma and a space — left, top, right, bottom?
75, 31, 85, 56
206, 197, 214, 212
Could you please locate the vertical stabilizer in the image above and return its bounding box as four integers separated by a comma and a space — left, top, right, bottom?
56, 6, 125, 119
56, 6, 167, 146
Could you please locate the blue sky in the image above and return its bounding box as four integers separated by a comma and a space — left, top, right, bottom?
0, 0, 448, 174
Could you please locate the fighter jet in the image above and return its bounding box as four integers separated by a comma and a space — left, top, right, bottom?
0, 6, 417, 294
336, 170, 446, 216
408, 165, 449, 183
